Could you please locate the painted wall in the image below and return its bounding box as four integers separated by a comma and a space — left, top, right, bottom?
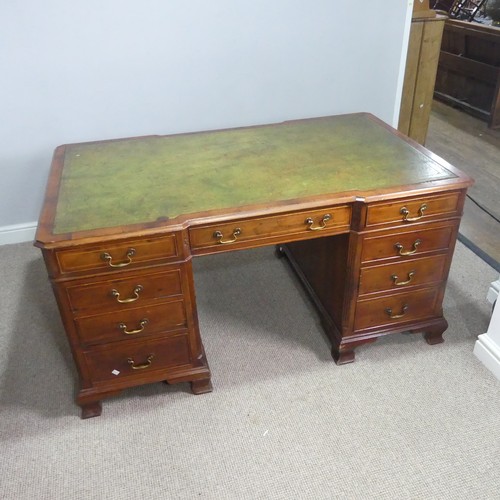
0, 1, 412, 235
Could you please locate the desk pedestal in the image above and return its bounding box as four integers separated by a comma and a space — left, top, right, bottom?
280, 199, 461, 363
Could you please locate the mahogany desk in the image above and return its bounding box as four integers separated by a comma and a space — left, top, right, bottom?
35, 113, 473, 418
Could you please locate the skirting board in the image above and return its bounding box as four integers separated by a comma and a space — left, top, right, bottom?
474, 334, 500, 381
486, 279, 500, 306
473, 279, 500, 381
0, 222, 37, 245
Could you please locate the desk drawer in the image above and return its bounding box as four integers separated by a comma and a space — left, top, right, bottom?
190, 205, 351, 253
354, 287, 439, 331
365, 191, 462, 229
75, 300, 188, 346
359, 254, 448, 296
361, 223, 457, 264
55, 234, 181, 275
66, 269, 183, 315
84, 334, 191, 384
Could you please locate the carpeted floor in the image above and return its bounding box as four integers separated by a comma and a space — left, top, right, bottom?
0, 240, 499, 499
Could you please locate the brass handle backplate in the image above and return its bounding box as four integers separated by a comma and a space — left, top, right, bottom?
385, 304, 409, 319
395, 239, 421, 256
101, 248, 136, 268
400, 204, 427, 222
119, 318, 149, 335
391, 271, 415, 286
111, 285, 143, 304
127, 354, 154, 370
305, 213, 332, 231
214, 228, 242, 244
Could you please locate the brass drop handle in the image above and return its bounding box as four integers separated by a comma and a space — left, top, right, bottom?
214, 228, 242, 244
395, 239, 421, 256
119, 318, 148, 335
385, 304, 409, 319
400, 204, 427, 222
101, 248, 136, 268
305, 213, 332, 231
127, 354, 154, 370
111, 285, 143, 304
391, 271, 415, 286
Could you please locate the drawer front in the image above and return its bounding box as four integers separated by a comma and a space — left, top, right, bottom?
354, 287, 439, 331
55, 234, 181, 275
189, 205, 351, 253
66, 269, 183, 315
75, 300, 188, 346
83, 334, 191, 384
365, 192, 461, 228
359, 254, 448, 296
361, 223, 456, 264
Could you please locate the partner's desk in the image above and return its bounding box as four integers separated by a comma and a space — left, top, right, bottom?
35, 113, 473, 418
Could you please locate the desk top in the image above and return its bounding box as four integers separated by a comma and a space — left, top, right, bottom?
36, 113, 472, 246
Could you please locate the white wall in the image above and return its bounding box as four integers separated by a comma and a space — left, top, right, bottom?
0, 1, 412, 239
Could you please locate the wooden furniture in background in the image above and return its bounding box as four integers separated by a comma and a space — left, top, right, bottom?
35, 113, 473, 418
434, 19, 500, 129
399, 5, 447, 144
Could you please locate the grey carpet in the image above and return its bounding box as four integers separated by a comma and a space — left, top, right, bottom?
0, 240, 499, 499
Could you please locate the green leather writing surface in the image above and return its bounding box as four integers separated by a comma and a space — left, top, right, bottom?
53, 114, 455, 233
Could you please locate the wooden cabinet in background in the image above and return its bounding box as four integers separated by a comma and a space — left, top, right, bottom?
399, 9, 447, 144
434, 19, 500, 129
